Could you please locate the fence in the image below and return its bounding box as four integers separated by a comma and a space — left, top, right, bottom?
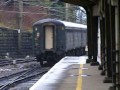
0, 27, 33, 59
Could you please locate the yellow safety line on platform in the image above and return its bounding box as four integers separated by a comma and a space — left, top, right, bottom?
76, 64, 83, 90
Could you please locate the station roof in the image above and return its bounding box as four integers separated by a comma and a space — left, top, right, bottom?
59, 0, 97, 7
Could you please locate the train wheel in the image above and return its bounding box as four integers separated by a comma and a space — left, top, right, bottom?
36, 55, 44, 67
40, 59, 44, 67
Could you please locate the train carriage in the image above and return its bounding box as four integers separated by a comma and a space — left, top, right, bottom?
33, 18, 87, 66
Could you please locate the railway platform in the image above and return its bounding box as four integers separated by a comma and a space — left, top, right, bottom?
30, 56, 112, 90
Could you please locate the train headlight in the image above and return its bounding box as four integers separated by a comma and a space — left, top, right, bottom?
35, 27, 38, 31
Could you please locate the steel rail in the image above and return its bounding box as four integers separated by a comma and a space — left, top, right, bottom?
0, 66, 49, 90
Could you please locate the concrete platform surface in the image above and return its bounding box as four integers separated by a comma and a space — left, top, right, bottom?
30, 56, 112, 90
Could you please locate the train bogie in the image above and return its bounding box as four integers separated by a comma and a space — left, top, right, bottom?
33, 18, 87, 66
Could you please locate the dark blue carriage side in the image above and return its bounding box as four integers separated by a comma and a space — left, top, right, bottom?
55, 25, 66, 55
33, 18, 87, 66
64, 27, 87, 56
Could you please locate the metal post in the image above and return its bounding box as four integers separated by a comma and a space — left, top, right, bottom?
101, 18, 106, 75
90, 16, 99, 66
98, 18, 105, 70
98, 0, 106, 74
103, 0, 112, 83
114, 5, 120, 90
109, 0, 116, 89
18, 0, 23, 52
86, 7, 93, 63
117, 1, 120, 89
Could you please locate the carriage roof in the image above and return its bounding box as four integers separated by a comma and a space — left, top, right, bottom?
33, 18, 87, 29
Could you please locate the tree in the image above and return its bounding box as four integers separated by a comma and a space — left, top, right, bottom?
76, 6, 87, 24
4, 0, 14, 6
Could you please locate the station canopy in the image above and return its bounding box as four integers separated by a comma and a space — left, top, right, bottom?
59, 0, 97, 6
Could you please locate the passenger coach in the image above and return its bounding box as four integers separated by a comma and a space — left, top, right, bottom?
33, 18, 87, 66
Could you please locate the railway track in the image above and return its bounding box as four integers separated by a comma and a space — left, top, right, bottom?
0, 66, 49, 90
0, 57, 36, 67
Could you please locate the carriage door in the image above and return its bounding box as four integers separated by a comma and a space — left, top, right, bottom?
45, 26, 54, 49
